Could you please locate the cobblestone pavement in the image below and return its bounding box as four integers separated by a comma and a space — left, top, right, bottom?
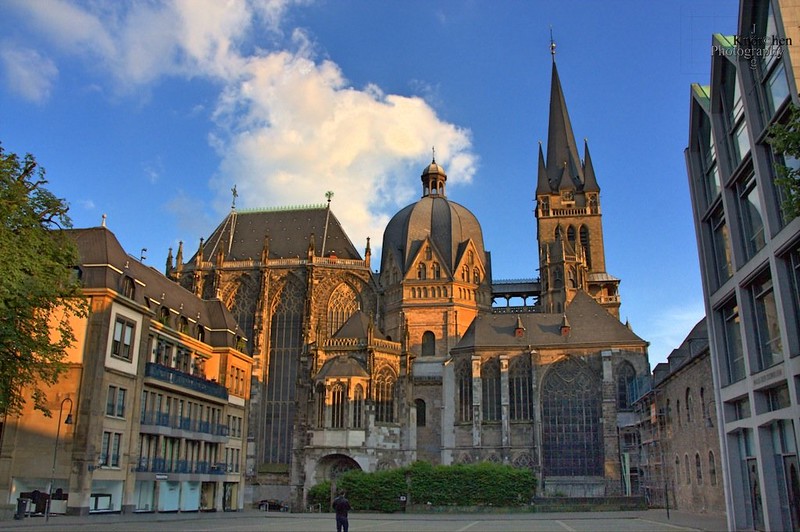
0, 508, 728, 531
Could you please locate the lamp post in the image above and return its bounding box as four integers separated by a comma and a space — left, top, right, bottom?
45, 397, 73, 522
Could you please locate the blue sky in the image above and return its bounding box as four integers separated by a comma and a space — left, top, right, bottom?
0, 1, 738, 367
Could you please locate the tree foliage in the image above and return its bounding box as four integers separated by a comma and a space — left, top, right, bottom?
0, 143, 87, 415
767, 104, 800, 220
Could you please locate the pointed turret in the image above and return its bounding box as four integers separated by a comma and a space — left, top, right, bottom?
536, 142, 550, 195
582, 140, 600, 193
545, 61, 583, 188
365, 237, 371, 270
166, 247, 174, 275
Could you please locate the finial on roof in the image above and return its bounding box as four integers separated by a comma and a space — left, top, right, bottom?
432, 146, 436, 163
550, 26, 556, 61
101, 213, 107, 227
231, 185, 238, 210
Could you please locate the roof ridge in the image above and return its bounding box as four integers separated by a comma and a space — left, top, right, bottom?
237, 204, 327, 214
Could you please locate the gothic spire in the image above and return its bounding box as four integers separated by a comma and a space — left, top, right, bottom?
536, 141, 550, 195
582, 139, 600, 193
545, 60, 583, 189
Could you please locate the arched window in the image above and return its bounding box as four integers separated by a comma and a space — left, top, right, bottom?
421, 331, 435, 357
696, 453, 703, 485
415, 398, 426, 427
666, 398, 671, 425
433, 262, 441, 279
580, 225, 591, 269
196, 325, 206, 342
509, 356, 531, 421
425, 246, 432, 260
686, 388, 693, 423
468, 250, 474, 264
567, 225, 576, 247
375, 369, 396, 423
316, 383, 326, 427
677, 399, 682, 427
327, 283, 358, 337
684, 454, 691, 485
481, 358, 501, 421
542, 357, 602, 476
553, 267, 562, 289
473, 268, 480, 284
353, 385, 364, 429
675, 455, 681, 485
331, 382, 346, 428
462, 266, 469, 281
709, 451, 717, 486
122, 276, 135, 299
457, 361, 473, 423
179, 316, 189, 334
616, 362, 636, 410
418, 263, 427, 280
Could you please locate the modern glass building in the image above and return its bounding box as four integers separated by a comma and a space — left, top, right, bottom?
686, 1, 800, 529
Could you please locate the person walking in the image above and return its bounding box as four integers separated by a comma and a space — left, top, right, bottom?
331, 490, 351, 532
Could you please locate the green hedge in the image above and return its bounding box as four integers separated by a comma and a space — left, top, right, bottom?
313, 461, 535, 512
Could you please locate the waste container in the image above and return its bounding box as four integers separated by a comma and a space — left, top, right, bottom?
14, 498, 29, 520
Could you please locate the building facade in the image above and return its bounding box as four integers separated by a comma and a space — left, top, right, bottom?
686, 1, 800, 529
172, 56, 651, 508
0, 227, 252, 515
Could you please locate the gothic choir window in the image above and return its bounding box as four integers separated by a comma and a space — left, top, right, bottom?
541, 357, 602, 476
228, 273, 258, 353
421, 331, 435, 357
374, 369, 396, 423
353, 385, 364, 429
616, 362, 636, 411
264, 279, 303, 464
481, 358, 501, 422
331, 383, 346, 429
567, 226, 576, 247
509, 356, 532, 421
328, 283, 359, 337
457, 361, 473, 423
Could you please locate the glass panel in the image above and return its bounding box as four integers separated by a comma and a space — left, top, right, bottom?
752, 273, 783, 370
766, 62, 790, 115
711, 208, 733, 284
740, 180, 765, 257
723, 301, 746, 383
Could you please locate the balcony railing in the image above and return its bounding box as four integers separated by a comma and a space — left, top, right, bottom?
145, 362, 228, 400
140, 410, 229, 437
136, 458, 230, 475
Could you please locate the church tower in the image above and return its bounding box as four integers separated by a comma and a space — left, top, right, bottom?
536, 50, 621, 318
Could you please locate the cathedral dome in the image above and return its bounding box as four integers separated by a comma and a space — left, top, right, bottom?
381, 160, 486, 278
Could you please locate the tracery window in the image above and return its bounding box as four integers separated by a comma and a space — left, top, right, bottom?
375, 369, 396, 423
331, 383, 346, 429
264, 279, 303, 464
580, 225, 592, 268
327, 283, 359, 337
509, 356, 531, 421
353, 385, 364, 429
457, 360, 473, 422
616, 362, 636, 410
481, 358, 501, 421
541, 357, 602, 476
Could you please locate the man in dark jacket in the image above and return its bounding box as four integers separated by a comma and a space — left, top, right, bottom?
331, 490, 351, 532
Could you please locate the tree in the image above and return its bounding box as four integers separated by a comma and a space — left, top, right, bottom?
767, 104, 800, 220
0, 144, 87, 416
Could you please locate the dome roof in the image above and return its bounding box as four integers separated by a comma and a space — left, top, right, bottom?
381, 161, 485, 276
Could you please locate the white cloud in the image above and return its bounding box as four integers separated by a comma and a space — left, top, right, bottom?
0, 45, 58, 103
12, 0, 478, 256
639, 301, 706, 365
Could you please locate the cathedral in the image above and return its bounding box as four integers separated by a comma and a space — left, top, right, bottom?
168, 58, 650, 507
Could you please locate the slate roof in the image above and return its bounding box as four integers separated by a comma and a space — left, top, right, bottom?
455, 291, 645, 350
332, 311, 387, 340
69, 227, 241, 342
190, 206, 362, 263
315, 355, 369, 379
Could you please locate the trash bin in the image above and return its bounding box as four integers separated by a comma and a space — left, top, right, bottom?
14, 498, 29, 520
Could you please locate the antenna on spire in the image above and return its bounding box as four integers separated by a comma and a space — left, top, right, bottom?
550, 26, 556, 61
431, 146, 436, 163
231, 185, 238, 210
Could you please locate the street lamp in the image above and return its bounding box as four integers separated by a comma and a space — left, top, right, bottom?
45, 397, 73, 522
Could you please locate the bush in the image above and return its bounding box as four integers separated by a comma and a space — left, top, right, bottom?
307, 461, 535, 512
307, 480, 331, 510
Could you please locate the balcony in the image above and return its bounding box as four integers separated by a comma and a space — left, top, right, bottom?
136, 457, 230, 475
145, 362, 228, 400
140, 410, 229, 437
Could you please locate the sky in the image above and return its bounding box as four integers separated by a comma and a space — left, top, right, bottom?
0, 0, 739, 367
